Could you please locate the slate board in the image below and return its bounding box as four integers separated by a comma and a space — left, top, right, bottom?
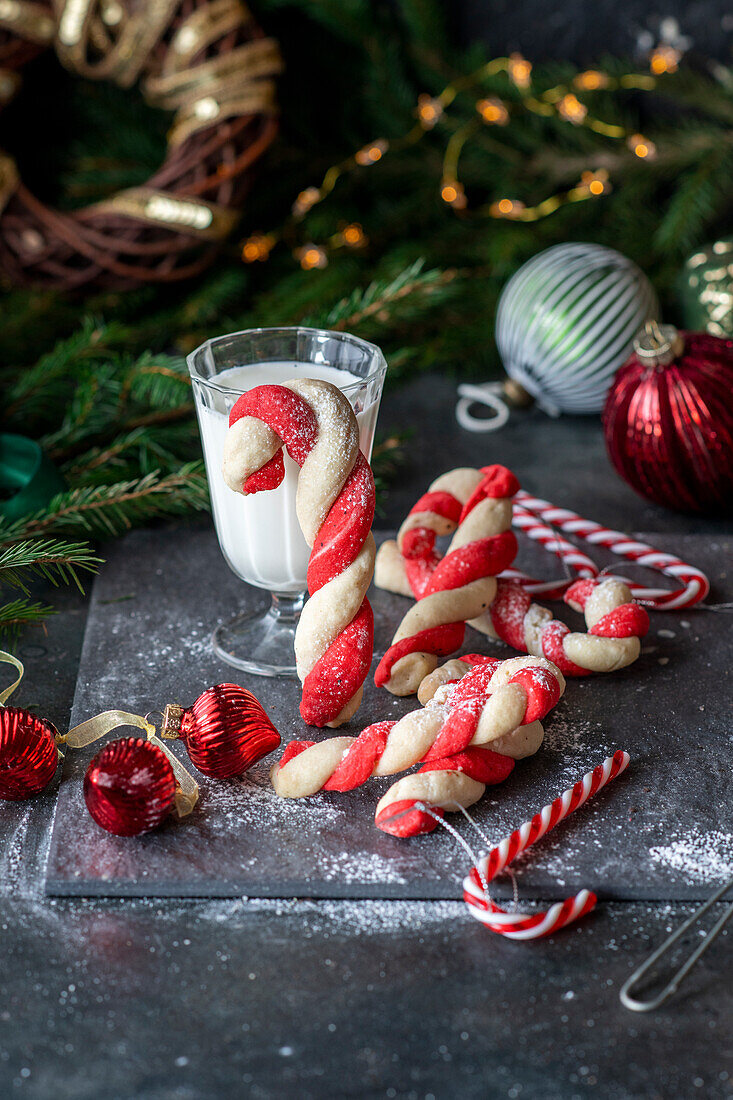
45, 526, 732, 900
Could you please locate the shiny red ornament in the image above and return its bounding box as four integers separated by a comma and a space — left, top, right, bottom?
0, 706, 59, 800
170, 683, 281, 779
603, 327, 733, 514
84, 737, 177, 836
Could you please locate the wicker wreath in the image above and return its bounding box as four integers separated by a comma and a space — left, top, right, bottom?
0, 0, 281, 289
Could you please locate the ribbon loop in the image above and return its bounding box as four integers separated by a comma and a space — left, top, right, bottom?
0, 650, 25, 705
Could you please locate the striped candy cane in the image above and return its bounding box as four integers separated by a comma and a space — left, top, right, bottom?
507, 502, 599, 597
513, 492, 709, 609
463, 750, 630, 940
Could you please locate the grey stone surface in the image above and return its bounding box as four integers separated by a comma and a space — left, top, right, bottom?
2, 382, 731, 1097
45, 524, 731, 901
2, 895, 731, 1099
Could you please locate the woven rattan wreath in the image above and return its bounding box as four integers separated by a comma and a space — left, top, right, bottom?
0, 0, 281, 289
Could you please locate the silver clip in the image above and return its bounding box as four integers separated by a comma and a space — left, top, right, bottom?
620, 875, 733, 1013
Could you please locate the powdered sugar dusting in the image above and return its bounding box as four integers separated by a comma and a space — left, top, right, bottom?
650, 829, 733, 884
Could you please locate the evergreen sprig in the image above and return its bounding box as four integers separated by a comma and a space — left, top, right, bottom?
1, 0, 732, 644
0, 538, 100, 593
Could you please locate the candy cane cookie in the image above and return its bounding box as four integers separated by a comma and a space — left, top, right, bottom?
472, 577, 649, 676
373, 465, 520, 697
222, 379, 376, 727
270, 656, 563, 798
376, 467, 649, 677
375, 748, 516, 837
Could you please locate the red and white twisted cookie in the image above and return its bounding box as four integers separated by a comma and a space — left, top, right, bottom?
375, 466, 649, 677
222, 379, 376, 727
473, 577, 649, 676
373, 465, 519, 696
271, 656, 563, 812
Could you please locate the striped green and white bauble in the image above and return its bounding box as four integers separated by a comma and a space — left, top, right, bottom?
496, 243, 659, 415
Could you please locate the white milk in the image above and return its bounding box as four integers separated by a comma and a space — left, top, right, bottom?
196, 362, 381, 593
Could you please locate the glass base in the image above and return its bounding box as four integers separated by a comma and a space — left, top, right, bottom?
212, 591, 304, 677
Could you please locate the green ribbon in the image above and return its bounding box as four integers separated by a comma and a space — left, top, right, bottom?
0, 433, 66, 521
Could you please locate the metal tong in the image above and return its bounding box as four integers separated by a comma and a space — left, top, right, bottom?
620, 875, 733, 1012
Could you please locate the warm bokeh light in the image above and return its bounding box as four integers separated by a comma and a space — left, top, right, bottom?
508, 53, 532, 89
558, 93, 587, 124
297, 244, 328, 270
341, 223, 366, 246
355, 140, 388, 165
574, 70, 610, 91
581, 169, 610, 196
417, 94, 443, 128
292, 186, 320, 216
476, 97, 509, 125
489, 198, 526, 218
628, 133, 657, 159
242, 234, 275, 263
650, 45, 681, 75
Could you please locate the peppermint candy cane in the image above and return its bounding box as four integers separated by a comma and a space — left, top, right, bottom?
514, 491, 709, 609
463, 750, 630, 939
508, 501, 599, 597
223, 379, 376, 727
374, 465, 520, 696
271, 656, 564, 799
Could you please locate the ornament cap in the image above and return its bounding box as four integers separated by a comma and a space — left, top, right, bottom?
502, 379, 534, 408
161, 703, 185, 740
633, 321, 684, 366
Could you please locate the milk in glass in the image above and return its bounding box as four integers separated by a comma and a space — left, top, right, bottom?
197, 362, 380, 593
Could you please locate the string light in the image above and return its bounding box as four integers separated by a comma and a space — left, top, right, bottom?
417, 94, 443, 129
508, 52, 532, 89
242, 233, 275, 262
355, 140, 388, 166
573, 70, 610, 91
489, 198, 526, 219
580, 169, 610, 196
333, 222, 367, 248
627, 133, 657, 160
558, 93, 588, 124
238, 51, 678, 268
296, 243, 328, 270
476, 97, 509, 125
441, 179, 467, 208
650, 45, 681, 75
292, 186, 320, 217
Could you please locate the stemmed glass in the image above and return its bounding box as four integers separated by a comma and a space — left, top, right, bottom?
189, 327, 387, 677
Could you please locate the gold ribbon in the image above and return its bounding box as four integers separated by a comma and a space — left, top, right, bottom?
164, 0, 251, 73
0, 651, 197, 817
0, 0, 56, 43
88, 186, 239, 240
61, 710, 199, 818
147, 35, 282, 146
54, 0, 179, 86
0, 649, 24, 705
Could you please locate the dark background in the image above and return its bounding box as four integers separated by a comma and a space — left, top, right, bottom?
455, 1, 733, 63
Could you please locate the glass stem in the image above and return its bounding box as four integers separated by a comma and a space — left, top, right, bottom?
268, 591, 305, 623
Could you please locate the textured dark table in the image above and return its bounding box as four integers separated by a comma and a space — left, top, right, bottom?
2, 375, 732, 1099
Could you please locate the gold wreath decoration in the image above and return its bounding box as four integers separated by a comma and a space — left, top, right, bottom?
0, 0, 281, 288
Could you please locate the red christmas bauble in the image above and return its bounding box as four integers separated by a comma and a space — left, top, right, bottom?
603, 326, 733, 514
0, 706, 59, 800
177, 683, 281, 779
84, 737, 176, 836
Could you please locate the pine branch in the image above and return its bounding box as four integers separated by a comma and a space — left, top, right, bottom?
0, 538, 100, 594
2, 465, 210, 543
310, 259, 459, 333
0, 598, 54, 647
